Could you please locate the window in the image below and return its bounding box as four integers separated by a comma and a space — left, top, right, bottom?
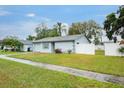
43, 43, 49, 49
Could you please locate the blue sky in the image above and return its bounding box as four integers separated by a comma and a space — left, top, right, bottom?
0, 5, 119, 39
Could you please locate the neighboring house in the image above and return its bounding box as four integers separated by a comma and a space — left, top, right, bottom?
0, 40, 33, 52
20, 40, 33, 52
33, 23, 95, 55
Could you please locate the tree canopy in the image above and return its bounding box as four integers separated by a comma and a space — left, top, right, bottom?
35, 23, 59, 40
104, 6, 124, 40
27, 20, 102, 45
69, 20, 100, 36
69, 20, 101, 44
2, 36, 23, 51
26, 35, 36, 41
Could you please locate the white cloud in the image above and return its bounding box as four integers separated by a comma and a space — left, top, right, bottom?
0, 9, 11, 16
26, 13, 36, 17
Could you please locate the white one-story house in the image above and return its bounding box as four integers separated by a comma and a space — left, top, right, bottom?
33, 34, 95, 54
32, 23, 95, 55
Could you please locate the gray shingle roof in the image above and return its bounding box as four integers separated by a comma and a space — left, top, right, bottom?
33, 34, 90, 43
20, 40, 32, 45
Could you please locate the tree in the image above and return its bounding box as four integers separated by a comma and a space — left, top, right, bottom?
69, 20, 100, 35
0, 41, 4, 50
94, 37, 100, 45
47, 28, 59, 37
2, 36, 23, 51
69, 20, 101, 44
69, 22, 84, 35
117, 6, 124, 39
35, 23, 48, 40
54, 22, 67, 36
104, 13, 117, 40
86, 20, 101, 39
57, 22, 62, 36
26, 35, 36, 41
34, 23, 60, 40
104, 6, 124, 40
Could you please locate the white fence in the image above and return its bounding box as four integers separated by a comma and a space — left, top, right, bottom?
75, 44, 95, 55
104, 43, 124, 56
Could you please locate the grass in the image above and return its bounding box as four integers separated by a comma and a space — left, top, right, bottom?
11, 52, 124, 77
95, 50, 104, 55
0, 58, 123, 88
0, 50, 20, 55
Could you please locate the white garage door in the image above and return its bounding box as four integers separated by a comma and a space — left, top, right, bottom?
55, 42, 74, 53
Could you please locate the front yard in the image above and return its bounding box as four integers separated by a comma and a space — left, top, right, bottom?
11, 52, 124, 77
0, 50, 20, 55
0, 58, 123, 88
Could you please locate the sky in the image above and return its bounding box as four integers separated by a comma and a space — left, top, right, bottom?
0, 5, 119, 40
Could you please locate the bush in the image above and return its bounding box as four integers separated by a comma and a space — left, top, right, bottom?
67, 49, 72, 54
55, 49, 62, 53
118, 47, 124, 56
5, 49, 9, 51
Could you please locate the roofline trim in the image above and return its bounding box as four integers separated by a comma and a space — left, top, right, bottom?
33, 40, 74, 43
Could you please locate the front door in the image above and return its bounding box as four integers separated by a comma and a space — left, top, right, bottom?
27, 47, 30, 52
51, 42, 55, 53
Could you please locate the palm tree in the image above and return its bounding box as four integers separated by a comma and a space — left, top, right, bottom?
57, 22, 62, 35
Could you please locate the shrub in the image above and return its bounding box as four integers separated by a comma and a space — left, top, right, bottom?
67, 49, 72, 54
118, 47, 124, 56
55, 49, 62, 53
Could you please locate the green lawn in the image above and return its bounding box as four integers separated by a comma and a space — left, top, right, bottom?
11, 52, 124, 77
0, 50, 20, 55
95, 50, 104, 55
0, 58, 123, 88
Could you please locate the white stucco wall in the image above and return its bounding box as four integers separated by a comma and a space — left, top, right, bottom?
55, 41, 74, 53
75, 44, 95, 55
33, 42, 52, 53
104, 43, 124, 56
22, 44, 33, 52
74, 37, 95, 55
